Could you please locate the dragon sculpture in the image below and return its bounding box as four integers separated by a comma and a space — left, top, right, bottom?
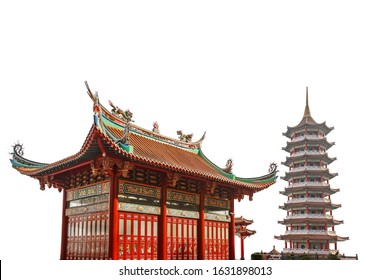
177, 130, 193, 142
109, 100, 134, 123
222, 158, 234, 174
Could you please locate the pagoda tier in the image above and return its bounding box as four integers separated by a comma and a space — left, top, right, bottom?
282, 153, 336, 167
279, 183, 340, 196
280, 167, 338, 181
275, 88, 349, 256
282, 137, 335, 153
10, 81, 278, 260
278, 215, 344, 226
278, 200, 341, 210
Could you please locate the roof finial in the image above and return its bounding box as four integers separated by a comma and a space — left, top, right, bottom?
303, 86, 311, 117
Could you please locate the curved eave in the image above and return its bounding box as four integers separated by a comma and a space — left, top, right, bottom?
10, 126, 100, 177
278, 218, 344, 225
281, 170, 338, 181
10, 156, 47, 170
275, 234, 347, 241
279, 202, 341, 210
282, 154, 337, 167
283, 121, 334, 139
235, 216, 254, 226
282, 139, 335, 152
280, 186, 340, 195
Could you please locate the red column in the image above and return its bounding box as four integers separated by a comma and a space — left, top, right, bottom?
198, 189, 205, 259
60, 189, 68, 260
158, 185, 167, 260
240, 235, 245, 260
109, 170, 119, 260
229, 198, 235, 260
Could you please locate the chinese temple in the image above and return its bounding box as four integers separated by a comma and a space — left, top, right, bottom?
10, 82, 278, 260
275, 88, 349, 257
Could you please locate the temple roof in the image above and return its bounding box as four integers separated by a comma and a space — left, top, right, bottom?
283, 88, 334, 138
10, 82, 278, 194
235, 216, 254, 226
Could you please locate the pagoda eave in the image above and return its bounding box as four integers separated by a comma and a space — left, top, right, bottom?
282, 139, 335, 152
281, 171, 338, 181
278, 218, 344, 225
275, 233, 346, 241
280, 186, 339, 196
282, 154, 337, 167
279, 202, 341, 210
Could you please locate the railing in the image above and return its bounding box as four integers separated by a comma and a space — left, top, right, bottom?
286, 197, 331, 203
284, 230, 336, 235
290, 150, 326, 157
289, 166, 327, 172
291, 135, 324, 142
285, 214, 333, 219
287, 182, 329, 188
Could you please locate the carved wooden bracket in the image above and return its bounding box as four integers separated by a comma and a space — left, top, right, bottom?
91, 157, 116, 176
164, 172, 181, 187
116, 161, 135, 178
91, 160, 99, 177
39, 176, 56, 191
39, 178, 45, 191
205, 181, 217, 195
234, 190, 244, 202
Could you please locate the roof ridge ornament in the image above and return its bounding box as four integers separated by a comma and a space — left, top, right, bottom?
177, 130, 193, 143
222, 158, 234, 174
152, 121, 160, 134
268, 162, 278, 173
109, 100, 134, 123
12, 142, 24, 157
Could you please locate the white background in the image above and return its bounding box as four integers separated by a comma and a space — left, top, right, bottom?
0, 1, 388, 279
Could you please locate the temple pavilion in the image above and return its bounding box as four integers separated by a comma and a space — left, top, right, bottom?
10, 82, 277, 260
275, 88, 349, 257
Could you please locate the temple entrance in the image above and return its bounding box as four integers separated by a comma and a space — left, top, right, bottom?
118, 212, 159, 260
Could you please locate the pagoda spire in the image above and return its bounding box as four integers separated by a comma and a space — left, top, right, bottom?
303, 86, 311, 118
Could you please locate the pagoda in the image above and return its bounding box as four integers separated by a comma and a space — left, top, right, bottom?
275, 88, 348, 257
10, 82, 278, 260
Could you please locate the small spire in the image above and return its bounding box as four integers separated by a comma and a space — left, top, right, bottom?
303, 86, 311, 117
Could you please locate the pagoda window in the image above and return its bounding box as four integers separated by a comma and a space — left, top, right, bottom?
300, 244, 306, 249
